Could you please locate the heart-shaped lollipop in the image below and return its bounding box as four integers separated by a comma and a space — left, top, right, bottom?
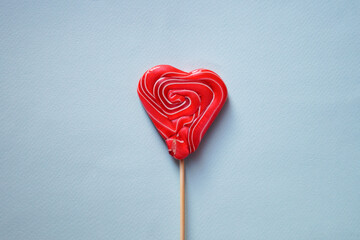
137, 65, 227, 160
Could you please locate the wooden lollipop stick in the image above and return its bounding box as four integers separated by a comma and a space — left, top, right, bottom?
180, 159, 185, 240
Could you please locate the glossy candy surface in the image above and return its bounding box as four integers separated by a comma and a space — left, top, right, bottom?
137, 65, 227, 160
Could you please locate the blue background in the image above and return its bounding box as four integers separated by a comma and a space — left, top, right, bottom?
1, 1, 360, 239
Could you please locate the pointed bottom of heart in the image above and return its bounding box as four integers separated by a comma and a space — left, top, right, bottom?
165, 128, 190, 160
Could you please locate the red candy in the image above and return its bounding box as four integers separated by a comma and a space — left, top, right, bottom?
137, 65, 227, 160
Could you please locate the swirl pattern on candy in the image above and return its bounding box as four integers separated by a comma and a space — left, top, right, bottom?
137, 65, 228, 160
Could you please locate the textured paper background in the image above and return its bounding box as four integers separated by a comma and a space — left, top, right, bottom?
1, 1, 360, 239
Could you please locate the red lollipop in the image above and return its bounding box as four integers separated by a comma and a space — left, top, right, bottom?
137, 65, 227, 240
137, 65, 227, 159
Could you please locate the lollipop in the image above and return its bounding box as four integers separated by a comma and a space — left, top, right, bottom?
137, 65, 227, 239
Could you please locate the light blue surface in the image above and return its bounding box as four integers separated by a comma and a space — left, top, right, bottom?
1, 1, 360, 239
